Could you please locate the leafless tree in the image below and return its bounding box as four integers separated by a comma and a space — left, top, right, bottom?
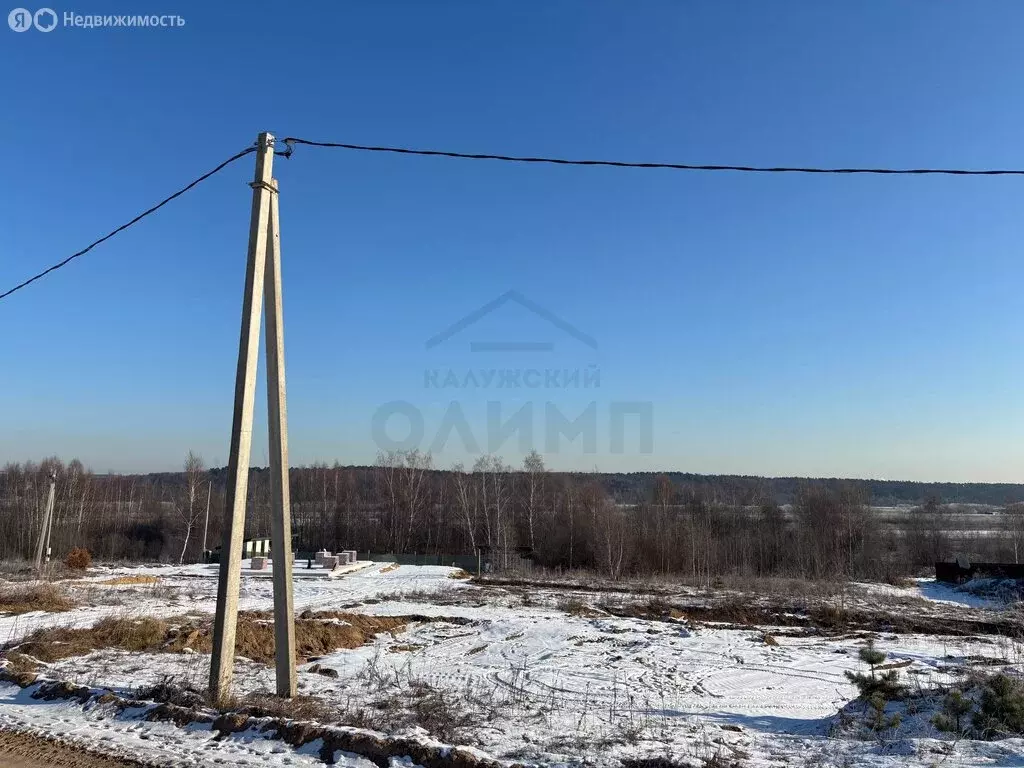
0, 454, 1003, 581
450, 463, 477, 552
521, 450, 545, 553
1002, 503, 1024, 564
176, 451, 206, 564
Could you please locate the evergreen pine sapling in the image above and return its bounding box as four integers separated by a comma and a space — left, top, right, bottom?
933, 689, 972, 736
845, 638, 905, 732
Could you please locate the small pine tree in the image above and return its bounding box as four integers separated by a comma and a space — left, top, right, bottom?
973, 674, 1024, 738
845, 638, 905, 732
933, 689, 973, 735
858, 638, 886, 669
865, 692, 902, 733
846, 638, 905, 700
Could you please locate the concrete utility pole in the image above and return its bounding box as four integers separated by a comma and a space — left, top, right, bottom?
210, 132, 297, 703
264, 171, 297, 697
33, 472, 56, 572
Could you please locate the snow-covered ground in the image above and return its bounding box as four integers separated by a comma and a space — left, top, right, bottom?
0, 682, 345, 767
0, 563, 1022, 767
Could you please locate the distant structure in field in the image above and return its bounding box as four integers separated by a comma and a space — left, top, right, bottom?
935, 557, 1024, 583
206, 537, 271, 564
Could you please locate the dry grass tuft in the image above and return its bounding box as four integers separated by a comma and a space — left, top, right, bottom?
372, 680, 478, 743
4, 651, 39, 678
98, 575, 160, 586
621, 759, 691, 768
12, 611, 414, 666
389, 644, 424, 653
0, 582, 76, 614
448, 569, 472, 580
557, 596, 604, 618
202, 612, 409, 663
16, 616, 170, 662
379, 563, 400, 574
134, 676, 207, 709
239, 692, 338, 721
138, 677, 340, 723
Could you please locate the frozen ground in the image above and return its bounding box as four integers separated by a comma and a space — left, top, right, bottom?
0, 564, 1022, 767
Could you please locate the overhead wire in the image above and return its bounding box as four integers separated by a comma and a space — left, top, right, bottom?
0, 146, 257, 302
282, 137, 1024, 176
6, 135, 1024, 303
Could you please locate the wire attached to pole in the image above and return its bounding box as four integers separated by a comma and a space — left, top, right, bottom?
0, 146, 257, 303
281, 137, 1024, 176
6, 134, 1024, 305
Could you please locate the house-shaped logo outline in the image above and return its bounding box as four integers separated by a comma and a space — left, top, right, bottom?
425, 290, 598, 352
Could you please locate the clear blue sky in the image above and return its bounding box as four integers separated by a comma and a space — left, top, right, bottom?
3, 1, 1024, 481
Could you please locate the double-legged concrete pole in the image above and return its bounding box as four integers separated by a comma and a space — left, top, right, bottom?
33, 472, 56, 572
210, 132, 296, 703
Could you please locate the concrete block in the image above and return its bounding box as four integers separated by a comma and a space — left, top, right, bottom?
321, 556, 337, 570
251, 557, 267, 570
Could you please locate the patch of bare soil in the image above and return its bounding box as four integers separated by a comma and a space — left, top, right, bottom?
0, 729, 150, 768
605, 596, 1024, 638
476, 574, 674, 596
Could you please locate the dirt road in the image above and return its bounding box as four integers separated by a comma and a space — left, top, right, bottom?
0, 729, 151, 767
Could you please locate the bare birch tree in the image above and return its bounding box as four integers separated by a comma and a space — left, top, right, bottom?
177, 451, 206, 564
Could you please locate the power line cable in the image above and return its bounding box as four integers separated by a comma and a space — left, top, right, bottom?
6, 136, 1024, 304
282, 137, 1024, 176
0, 146, 257, 303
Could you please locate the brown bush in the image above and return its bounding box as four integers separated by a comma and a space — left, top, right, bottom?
65, 547, 92, 570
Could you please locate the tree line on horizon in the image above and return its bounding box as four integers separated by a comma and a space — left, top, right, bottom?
2, 453, 1023, 581
113, 465, 1024, 508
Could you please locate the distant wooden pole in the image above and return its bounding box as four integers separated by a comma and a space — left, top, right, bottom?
33, 472, 56, 572
201, 480, 212, 556
210, 132, 277, 704
265, 177, 297, 697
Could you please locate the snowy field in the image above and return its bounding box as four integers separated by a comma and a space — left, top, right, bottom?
0, 563, 1022, 767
